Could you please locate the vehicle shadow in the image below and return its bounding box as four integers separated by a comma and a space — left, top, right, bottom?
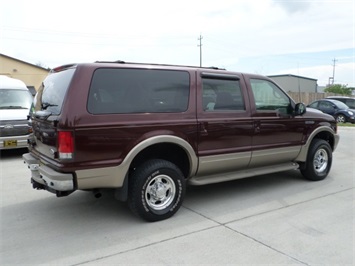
0, 148, 28, 159
2, 168, 334, 225
183, 169, 334, 223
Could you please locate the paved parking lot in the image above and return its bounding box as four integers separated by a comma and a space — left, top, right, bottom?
0, 127, 354, 265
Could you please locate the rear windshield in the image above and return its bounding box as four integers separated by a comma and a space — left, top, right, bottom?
87, 68, 190, 114
0, 89, 33, 110
34, 68, 75, 115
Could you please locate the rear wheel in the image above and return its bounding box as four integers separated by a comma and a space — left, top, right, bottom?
336, 114, 346, 123
128, 159, 185, 222
300, 139, 332, 181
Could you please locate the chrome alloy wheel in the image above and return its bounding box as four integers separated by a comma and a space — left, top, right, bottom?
145, 174, 176, 211
313, 148, 328, 174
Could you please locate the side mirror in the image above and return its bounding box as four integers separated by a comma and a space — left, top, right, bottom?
295, 103, 306, 116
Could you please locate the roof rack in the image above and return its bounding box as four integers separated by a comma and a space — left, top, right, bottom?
93, 60, 225, 70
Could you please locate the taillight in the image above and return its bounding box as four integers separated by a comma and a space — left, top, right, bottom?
58, 131, 74, 159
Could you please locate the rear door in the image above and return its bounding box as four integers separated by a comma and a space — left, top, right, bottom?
196, 72, 253, 177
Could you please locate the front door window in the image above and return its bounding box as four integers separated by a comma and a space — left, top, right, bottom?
250, 79, 291, 114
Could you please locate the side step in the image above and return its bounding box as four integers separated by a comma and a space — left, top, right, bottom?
188, 162, 299, 186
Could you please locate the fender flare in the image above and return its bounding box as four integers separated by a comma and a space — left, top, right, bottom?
114, 135, 198, 202
295, 126, 339, 162
122, 135, 198, 177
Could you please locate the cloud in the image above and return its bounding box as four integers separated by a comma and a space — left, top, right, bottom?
0, 0, 353, 86
272, 0, 312, 14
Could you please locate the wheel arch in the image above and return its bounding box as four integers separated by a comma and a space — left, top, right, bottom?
114, 135, 197, 202
125, 135, 198, 179
295, 126, 339, 163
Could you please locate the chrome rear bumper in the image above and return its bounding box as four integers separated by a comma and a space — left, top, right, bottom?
23, 153, 74, 195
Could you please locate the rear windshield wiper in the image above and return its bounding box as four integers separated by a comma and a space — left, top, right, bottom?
41, 102, 58, 110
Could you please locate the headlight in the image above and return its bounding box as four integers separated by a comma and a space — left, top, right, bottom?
348, 111, 354, 115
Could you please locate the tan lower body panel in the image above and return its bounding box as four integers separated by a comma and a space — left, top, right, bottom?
249, 146, 301, 167
75, 165, 126, 189
190, 146, 301, 185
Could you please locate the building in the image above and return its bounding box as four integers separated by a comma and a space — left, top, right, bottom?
268, 74, 318, 93
0, 53, 50, 95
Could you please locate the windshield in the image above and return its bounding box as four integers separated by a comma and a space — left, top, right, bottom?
34, 68, 75, 115
333, 100, 350, 110
0, 89, 33, 109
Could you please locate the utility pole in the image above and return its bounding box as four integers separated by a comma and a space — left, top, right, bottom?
331, 58, 337, 85
197, 35, 203, 67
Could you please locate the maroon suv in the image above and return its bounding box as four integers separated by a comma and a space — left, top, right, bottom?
23, 61, 339, 221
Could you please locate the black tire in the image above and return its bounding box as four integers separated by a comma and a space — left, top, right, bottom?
300, 139, 332, 181
336, 114, 346, 123
128, 159, 185, 222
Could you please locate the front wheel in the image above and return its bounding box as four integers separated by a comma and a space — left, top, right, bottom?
128, 159, 185, 222
300, 139, 332, 181
336, 114, 346, 123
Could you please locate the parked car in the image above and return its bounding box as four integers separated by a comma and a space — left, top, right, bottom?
23, 61, 339, 221
326, 96, 355, 109
307, 99, 355, 123
0, 75, 33, 150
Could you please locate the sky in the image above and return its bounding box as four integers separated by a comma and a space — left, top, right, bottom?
0, 0, 354, 87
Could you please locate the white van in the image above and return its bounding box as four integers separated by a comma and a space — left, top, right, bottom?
0, 75, 33, 150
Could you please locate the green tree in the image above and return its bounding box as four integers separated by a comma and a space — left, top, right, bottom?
324, 84, 354, 96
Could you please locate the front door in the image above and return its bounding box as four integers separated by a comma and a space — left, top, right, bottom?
245, 76, 305, 167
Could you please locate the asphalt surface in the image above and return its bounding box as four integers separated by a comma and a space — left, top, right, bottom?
0, 127, 354, 265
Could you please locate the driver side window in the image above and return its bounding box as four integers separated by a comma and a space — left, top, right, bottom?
250, 79, 291, 113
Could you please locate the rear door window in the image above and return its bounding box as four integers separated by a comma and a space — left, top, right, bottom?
202, 78, 245, 111
88, 68, 190, 114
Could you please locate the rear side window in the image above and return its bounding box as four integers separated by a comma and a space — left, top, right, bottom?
88, 68, 190, 114
34, 68, 75, 115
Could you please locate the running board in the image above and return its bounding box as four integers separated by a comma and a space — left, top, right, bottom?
188, 162, 299, 186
